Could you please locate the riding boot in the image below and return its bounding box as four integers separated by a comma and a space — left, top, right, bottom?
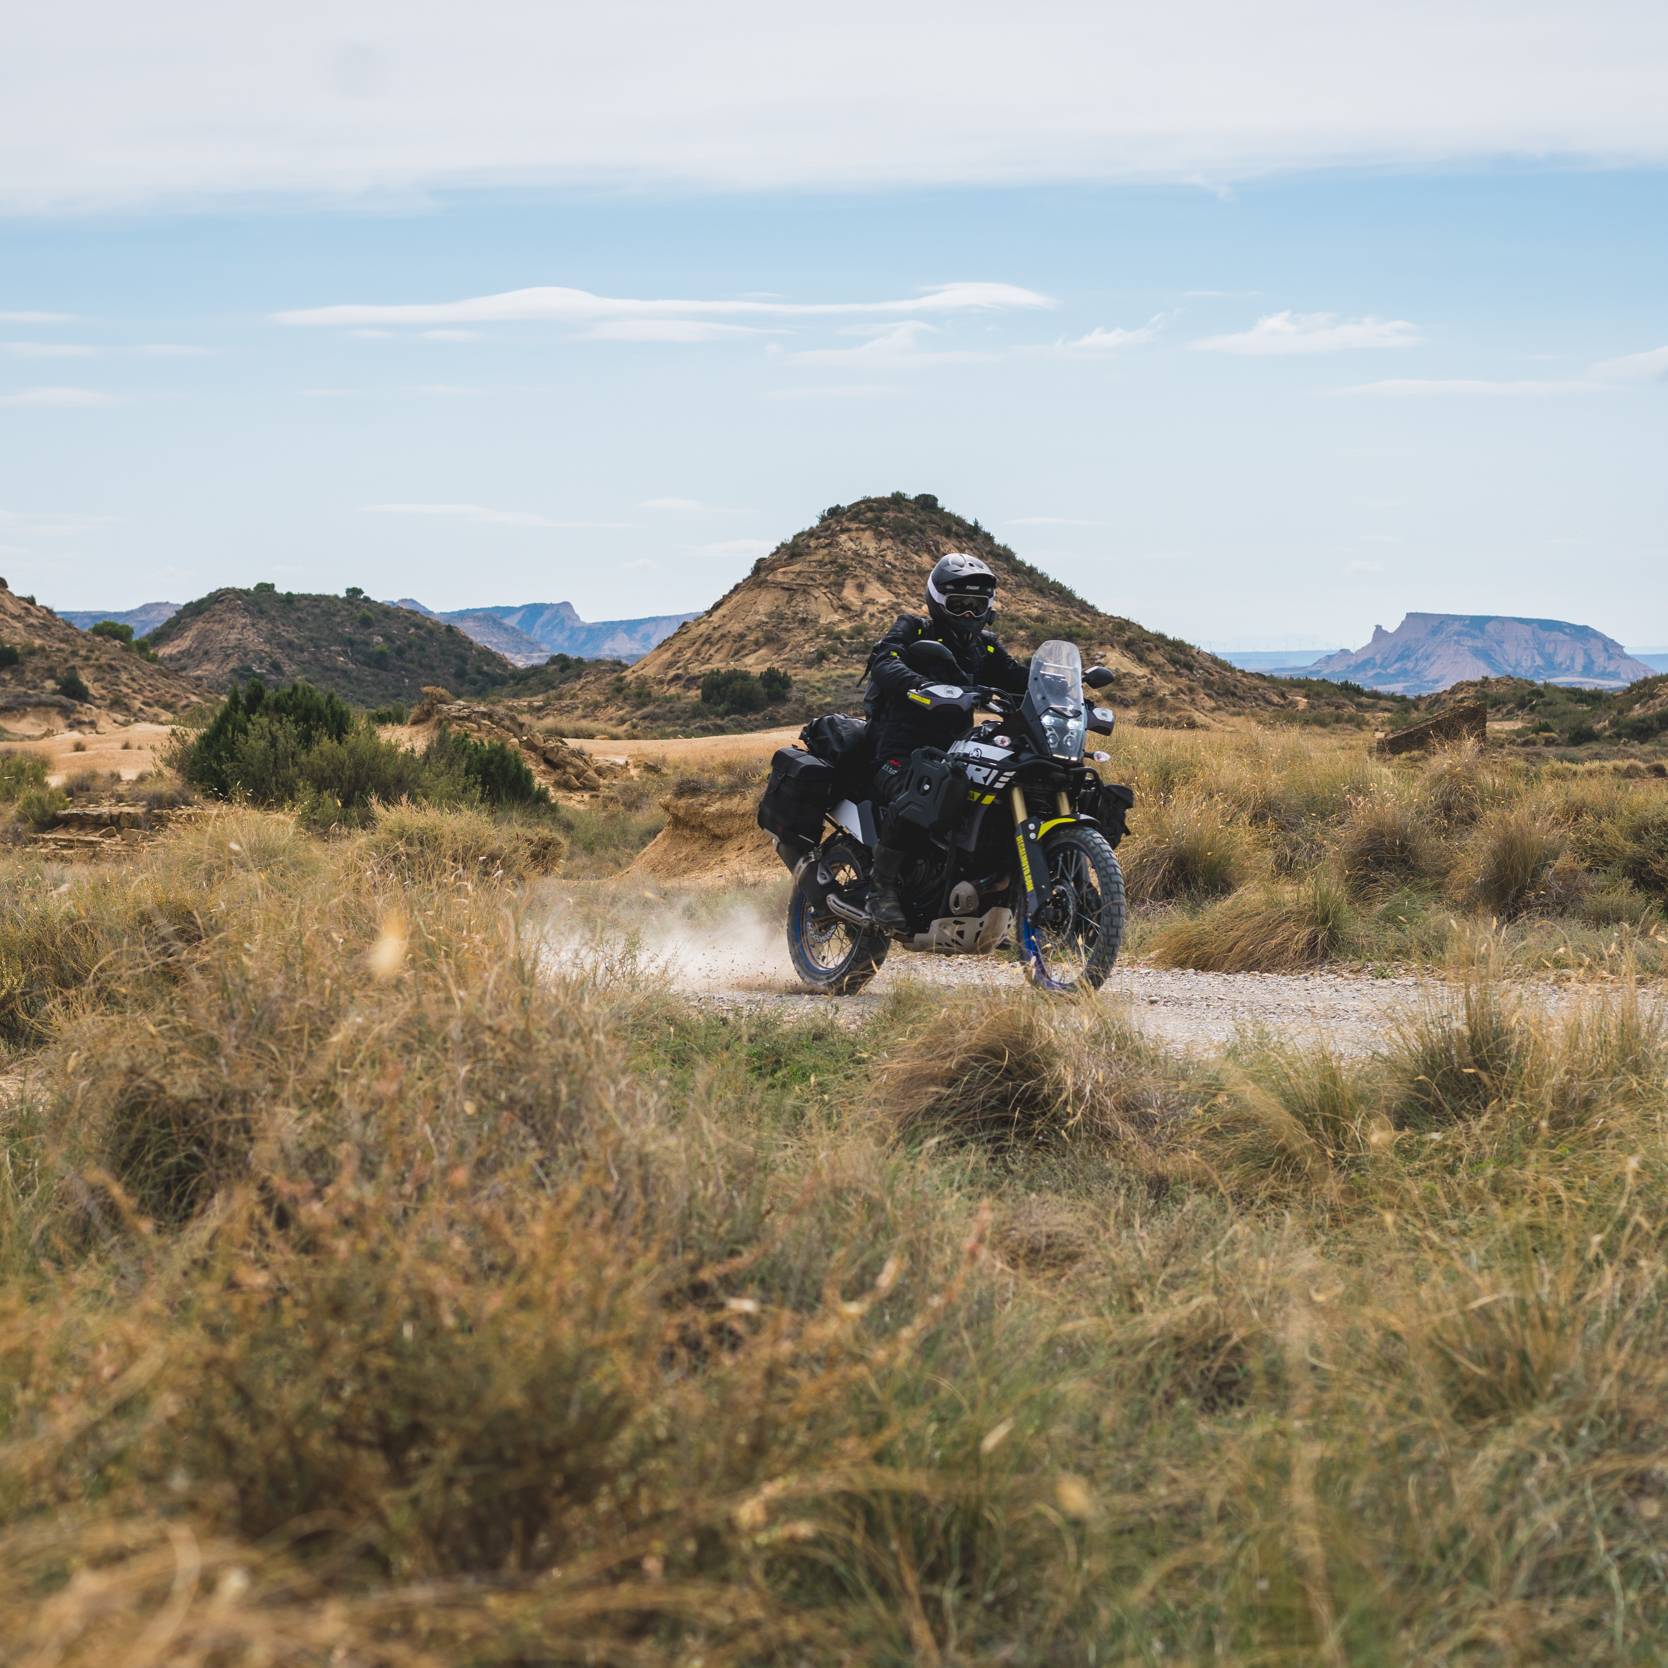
867, 840, 908, 930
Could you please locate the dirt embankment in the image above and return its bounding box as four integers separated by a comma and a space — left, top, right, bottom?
626, 791, 781, 887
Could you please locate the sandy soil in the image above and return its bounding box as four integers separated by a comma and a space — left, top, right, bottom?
0, 721, 171, 784
566, 727, 800, 769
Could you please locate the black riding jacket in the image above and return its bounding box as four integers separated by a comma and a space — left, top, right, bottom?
863, 613, 1031, 765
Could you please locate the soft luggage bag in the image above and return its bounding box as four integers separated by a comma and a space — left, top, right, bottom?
758, 747, 835, 844
799, 713, 873, 799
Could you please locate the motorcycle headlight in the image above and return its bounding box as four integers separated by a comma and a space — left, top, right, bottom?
1041, 709, 1086, 760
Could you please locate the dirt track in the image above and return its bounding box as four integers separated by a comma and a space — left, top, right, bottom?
567, 726, 797, 769
539, 881, 1650, 1056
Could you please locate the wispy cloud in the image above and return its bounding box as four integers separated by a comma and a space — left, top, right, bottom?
2, 341, 209, 359
1348, 558, 1384, 574
12, 9, 1668, 210
0, 311, 74, 324
1048, 314, 1172, 355
0, 341, 94, 359
1192, 310, 1422, 355
1591, 345, 1668, 383
277, 282, 1055, 329
1336, 377, 1604, 397
417, 329, 483, 342
0, 386, 117, 408
360, 503, 631, 529
579, 320, 780, 343
787, 320, 990, 369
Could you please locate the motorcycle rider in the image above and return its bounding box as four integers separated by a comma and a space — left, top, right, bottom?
861, 552, 1032, 929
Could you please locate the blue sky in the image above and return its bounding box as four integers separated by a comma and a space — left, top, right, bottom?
2, 3, 1665, 648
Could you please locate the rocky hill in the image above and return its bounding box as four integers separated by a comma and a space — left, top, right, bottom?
0, 580, 203, 730
1304, 614, 1654, 695
147, 587, 514, 706
58, 601, 182, 638
546, 494, 1289, 732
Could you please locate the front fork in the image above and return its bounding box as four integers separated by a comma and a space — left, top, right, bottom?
1012, 786, 1083, 991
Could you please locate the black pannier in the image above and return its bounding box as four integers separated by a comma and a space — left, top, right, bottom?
799, 712, 873, 799
891, 746, 970, 836
758, 747, 835, 845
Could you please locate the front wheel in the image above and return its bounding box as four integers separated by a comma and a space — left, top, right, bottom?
1023, 826, 1125, 993
786, 837, 890, 995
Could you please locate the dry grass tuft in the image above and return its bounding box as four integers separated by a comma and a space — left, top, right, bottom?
1147, 872, 1357, 972
879, 994, 1194, 1152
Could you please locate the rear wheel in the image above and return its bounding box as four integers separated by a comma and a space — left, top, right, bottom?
786, 837, 890, 995
1024, 826, 1125, 992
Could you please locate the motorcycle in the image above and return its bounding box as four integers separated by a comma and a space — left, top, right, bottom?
758, 637, 1134, 995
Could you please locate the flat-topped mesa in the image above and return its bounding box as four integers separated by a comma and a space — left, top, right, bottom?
1304, 612, 1654, 696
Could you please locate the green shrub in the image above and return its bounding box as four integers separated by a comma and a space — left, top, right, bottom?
0, 643, 20, 669
56, 667, 90, 703
368, 703, 408, 725
12, 786, 68, 831
89, 619, 134, 645
0, 753, 48, 804
174, 680, 553, 830
699, 667, 790, 714
424, 725, 548, 810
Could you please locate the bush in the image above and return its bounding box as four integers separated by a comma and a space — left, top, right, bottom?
177, 679, 355, 802
0, 643, 20, 669
56, 666, 90, 703
88, 619, 134, 645
699, 668, 768, 714
0, 752, 48, 804
173, 680, 554, 830
759, 665, 792, 703
11, 785, 67, 831
368, 703, 408, 725
424, 725, 549, 810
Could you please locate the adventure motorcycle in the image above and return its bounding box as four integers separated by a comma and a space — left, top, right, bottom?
758, 638, 1134, 995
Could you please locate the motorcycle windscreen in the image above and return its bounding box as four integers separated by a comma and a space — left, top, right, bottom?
1026, 639, 1087, 760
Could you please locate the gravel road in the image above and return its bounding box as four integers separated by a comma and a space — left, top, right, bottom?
691, 955, 1519, 1056
539, 882, 1654, 1056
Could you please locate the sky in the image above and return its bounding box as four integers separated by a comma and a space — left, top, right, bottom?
2, 1, 1665, 649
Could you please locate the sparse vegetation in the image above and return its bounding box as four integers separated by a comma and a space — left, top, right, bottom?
170, 678, 554, 829
3, 820, 1668, 1661
1112, 726, 1668, 976
55, 665, 90, 703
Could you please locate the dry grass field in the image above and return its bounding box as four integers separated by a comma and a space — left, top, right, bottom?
0, 760, 1666, 1661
